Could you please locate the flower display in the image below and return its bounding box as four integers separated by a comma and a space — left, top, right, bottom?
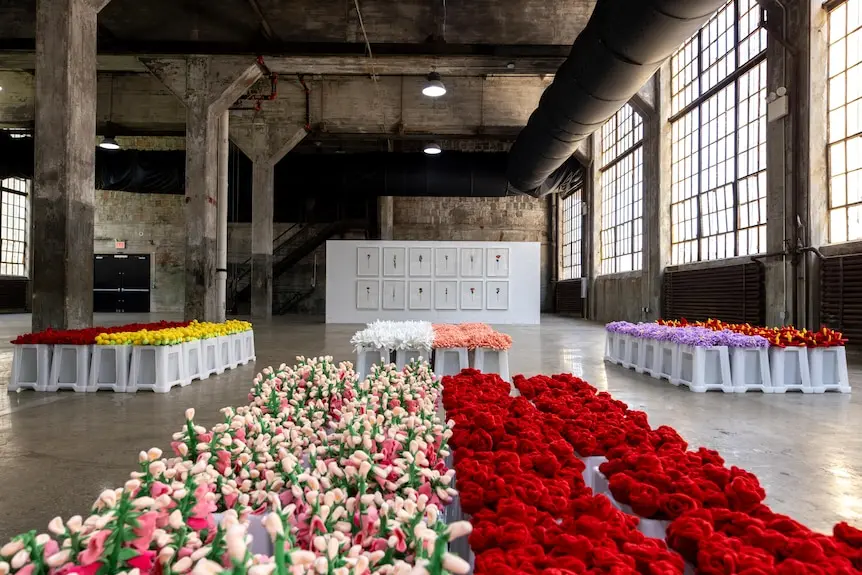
511, 371, 862, 574
606, 321, 769, 349
0, 357, 470, 575
432, 323, 512, 350
350, 320, 435, 351
95, 320, 252, 346
11, 321, 191, 346
658, 318, 848, 348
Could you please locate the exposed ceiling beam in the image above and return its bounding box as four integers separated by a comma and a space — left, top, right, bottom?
244, 0, 278, 45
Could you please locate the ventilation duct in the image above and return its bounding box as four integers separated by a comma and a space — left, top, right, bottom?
507, 0, 729, 197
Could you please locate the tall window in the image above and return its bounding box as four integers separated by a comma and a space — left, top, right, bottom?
828, 0, 862, 243
669, 0, 767, 264
560, 188, 583, 280
600, 104, 644, 275
1, 177, 30, 277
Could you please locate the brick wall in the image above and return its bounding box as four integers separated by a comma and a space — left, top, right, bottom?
393, 196, 552, 311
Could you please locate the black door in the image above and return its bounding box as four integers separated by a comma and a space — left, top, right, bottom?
94, 254, 151, 313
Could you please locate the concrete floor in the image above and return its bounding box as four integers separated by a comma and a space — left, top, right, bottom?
0, 313, 860, 541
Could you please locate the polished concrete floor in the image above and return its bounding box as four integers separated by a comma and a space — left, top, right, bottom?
0, 313, 860, 540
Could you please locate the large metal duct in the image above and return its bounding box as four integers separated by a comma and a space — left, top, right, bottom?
507, 0, 730, 197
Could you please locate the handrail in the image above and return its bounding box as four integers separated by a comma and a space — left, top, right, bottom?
229, 223, 304, 294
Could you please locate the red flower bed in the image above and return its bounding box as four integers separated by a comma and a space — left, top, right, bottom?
443, 369, 686, 575
512, 372, 862, 574
11, 321, 190, 345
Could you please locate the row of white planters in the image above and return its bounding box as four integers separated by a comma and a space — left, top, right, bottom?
354, 345, 510, 382
9, 330, 256, 393
604, 331, 851, 393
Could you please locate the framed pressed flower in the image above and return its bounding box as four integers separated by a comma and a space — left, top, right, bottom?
434, 247, 458, 277
382, 280, 406, 309
356, 246, 380, 277
409, 247, 432, 277
434, 280, 457, 310
382, 247, 406, 277
486, 247, 509, 277
459, 280, 483, 310
459, 248, 484, 278
408, 280, 432, 309
355, 280, 380, 310
486, 280, 509, 310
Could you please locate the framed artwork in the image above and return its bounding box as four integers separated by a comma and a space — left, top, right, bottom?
460, 248, 484, 277
409, 248, 432, 277
434, 248, 458, 277
434, 281, 457, 310
486, 247, 510, 277
382, 280, 406, 310
486, 281, 509, 310
383, 247, 406, 277
356, 280, 380, 310
356, 247, 380, 277
408, 281, 432, 310
460, 281, 483, 310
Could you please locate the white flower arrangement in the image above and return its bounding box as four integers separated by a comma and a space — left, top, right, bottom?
351, 322, 435, 352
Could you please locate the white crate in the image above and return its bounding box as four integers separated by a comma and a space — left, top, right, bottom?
218, 335, 236, 371
770, 347, 813, 393
673, 345, 733, 392
128, 345, 186, 393
88, 345, 131, 392
10, 344, 53, 392
242, 330, 256, 363
638, 338, 661, 376
622, 336, 641, 370
394, 348, 429, 369
604, 332, 617, 362
730, 347, 773, 393
231, 333, 248, 366
183, 340, 206, 382
48, 345, 92, 392
612, 334, 629, 366
201, 338, 223, 378
434, 347, 469, 378
808, 347, 851, 393
473, 348, 510, 382
355, 346, 390, 381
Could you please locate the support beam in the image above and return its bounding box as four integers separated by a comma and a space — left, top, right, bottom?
144, 56, 262, 321
378, 197, 394, 240
31, 0, 111, 331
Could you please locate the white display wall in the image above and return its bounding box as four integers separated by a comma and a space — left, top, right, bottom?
325, 240, 541, 325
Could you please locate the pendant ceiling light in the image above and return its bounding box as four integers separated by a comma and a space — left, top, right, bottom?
423, 143, 442, 155
422, 72, 446, 98
99, 136, 120, 150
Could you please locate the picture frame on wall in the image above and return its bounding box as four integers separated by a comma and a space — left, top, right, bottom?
434, 248, 458, 277
460, 248, 484, 277
486, 247, 510, 277
408, 281, 432, 309
434, 280, 457, 310
382, 280, 406, 309
356, 280, 380, 310
383, 247, 406, 277
356, 247, 380, 277
409, 248, 432, 277
486, 281, 509, 310
460, 280, 483, 310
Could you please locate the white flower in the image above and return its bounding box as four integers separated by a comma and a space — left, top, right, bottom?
185, 408, 196, 421
225, 525, 247, 563
442, 553, 470, 574
10, 550, 29, 570
46, 550, 71, 568
173, 557, 193, 573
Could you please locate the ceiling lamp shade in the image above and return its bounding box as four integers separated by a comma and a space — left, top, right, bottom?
423, 143, 442, 155
99, 136, 120, 150
422, 72, 446, 98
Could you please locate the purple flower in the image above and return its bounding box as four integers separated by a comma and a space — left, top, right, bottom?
606, 323, 770, 348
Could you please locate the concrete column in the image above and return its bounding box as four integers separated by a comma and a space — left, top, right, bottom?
217, 111, 229, 323
251, 122, 275, 320
31, 0, 111, 332
143, 56, 263, 321
231, 121, 308, 319
379, 196, 394, 240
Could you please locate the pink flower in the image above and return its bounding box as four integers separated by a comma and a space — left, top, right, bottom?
150, 482, 171, 498
42, 539, 59, 560
170, 441, 184, 457
215, 451, 232, 475
187, 484, 216, 531
132, 511, 159, 551
127, 550, 156, 573
55, 563, 102, 575
78, 530, 112, 565
16, 565, 35, 575
197, 432, 213, 443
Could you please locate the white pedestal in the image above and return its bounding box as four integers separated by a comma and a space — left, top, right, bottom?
673, 345, 733, 392
808, 347, 851, 393
656, 341, 678, 381
434, 347, 470, 378
242, 330, 256, 363
88, 345, 131, 392
578, 455, 607, 493
612, 334, 629, 366
183, 340, 206, 382
48, 345, 92, 392
395, 349, 427, 369
473, 348, 510, 382
128, 345, 186, 393
604, 332, 617, 362
622, 336, 641, 370
730, 347, 772, 393
218, 336, 235, 371
356, 346, 390, 381
10, 344, 53, 392
201, 338, 223, 377
231, 333, 248, 366
637, 339, 661, 376
770, 347, 813, 393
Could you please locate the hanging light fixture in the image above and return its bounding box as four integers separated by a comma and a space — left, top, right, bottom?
423, 142, 442, 155
422, 72, 446, 98
99, 136, 120, 150
99, 78, 120, 150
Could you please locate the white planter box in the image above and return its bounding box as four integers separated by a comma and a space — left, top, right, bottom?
355, 346, 390, 381
473, 348, 510, 382
128, 344, 186, 393
604, 332, 617, 362
433, 347, 469, 378
730, 347, 773, 393
48, 345, 92, 392
201, 337, 223, 378
612, 334, 630, 366
218, 335, 235, 371
673, 345, 733, 392
89, 345, 132, 392
242, 330, 256, 363
10, 344, 53, 392
230, 333, 247, 367
578, 455, 607, 493
637, 338, 661, 376
656, 341, 678, 381
183, 340, 206, 382
622, 336, 641, 370
808, 347, 850, 393
395, 348, 428, 369
769, 347, 813, 393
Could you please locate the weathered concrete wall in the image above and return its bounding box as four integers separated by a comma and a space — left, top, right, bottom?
393, 196, 553, 311
590, 274, 645, 324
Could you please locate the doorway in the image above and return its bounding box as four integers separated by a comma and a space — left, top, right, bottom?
94, 254, 151, 313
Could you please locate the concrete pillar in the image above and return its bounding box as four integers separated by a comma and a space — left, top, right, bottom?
231, 121, 308, 319
143, 56, 263, 321
31, 0, 111, 332
379, 196, 394, 240
217, 111, 229, 323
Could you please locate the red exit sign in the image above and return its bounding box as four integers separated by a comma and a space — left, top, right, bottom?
115, 240, 126, 250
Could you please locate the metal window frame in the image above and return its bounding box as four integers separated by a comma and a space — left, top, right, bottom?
0, 179, 30, 278
560, 187, 584, 280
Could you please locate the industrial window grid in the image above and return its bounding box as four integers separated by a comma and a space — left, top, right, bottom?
560, 187, 583, 280
669, 0, 767, 265
1, 177, 29, 277
600, 104, 644, 275
827, 0, 862, 243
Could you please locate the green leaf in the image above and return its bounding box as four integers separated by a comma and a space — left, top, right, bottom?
118, 547, 139, 562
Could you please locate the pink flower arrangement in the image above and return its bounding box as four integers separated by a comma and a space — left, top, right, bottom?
432, 323, 512, 351
0, 357, 471, 575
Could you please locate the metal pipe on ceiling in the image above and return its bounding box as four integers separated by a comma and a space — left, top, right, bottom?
506, 0, 729, 197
